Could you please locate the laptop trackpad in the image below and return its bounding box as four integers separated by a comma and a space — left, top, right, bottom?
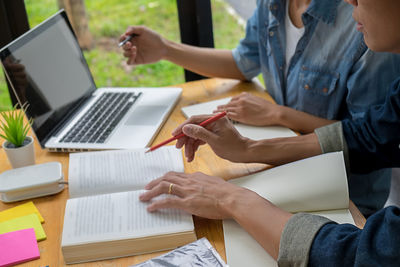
125, 105, 167, 125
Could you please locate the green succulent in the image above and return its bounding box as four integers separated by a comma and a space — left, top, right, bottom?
0, 103, 32, 147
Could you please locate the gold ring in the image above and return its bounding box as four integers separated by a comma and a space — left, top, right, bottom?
168, 183, 174, 194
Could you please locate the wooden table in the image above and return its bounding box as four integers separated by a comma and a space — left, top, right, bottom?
0, 78, 366, 266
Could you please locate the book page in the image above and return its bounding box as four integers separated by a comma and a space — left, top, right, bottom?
61, 190, 194, 246
230, 152, 349, 212
224, 152, 352, 267
310, 209, 354, 224
181, 97, 297, 140
68, 147, 184, 198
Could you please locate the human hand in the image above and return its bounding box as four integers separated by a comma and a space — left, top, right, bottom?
214, 92, 282, 126
120, 26, 168, 65
172, 114, 251, 163
139, 171, 258, 219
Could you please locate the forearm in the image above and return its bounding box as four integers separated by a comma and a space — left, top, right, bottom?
277, 106, 337, 134
244, 133, 322, 165
163, 40, 246, 80
223, 190, 292, 259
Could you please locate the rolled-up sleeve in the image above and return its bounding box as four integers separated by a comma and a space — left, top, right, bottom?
277, 213, 331, 267
278, 207, 400, 266
314, 121, 350, 169
232, 9, 262, 80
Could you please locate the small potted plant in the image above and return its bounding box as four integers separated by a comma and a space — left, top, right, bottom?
0, 103, 35, 168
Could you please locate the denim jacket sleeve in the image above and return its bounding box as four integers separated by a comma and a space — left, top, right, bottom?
278, 207, 400, 266
342, 77, 400, 173
308, 206, 400, 267
232, 8, 262, 80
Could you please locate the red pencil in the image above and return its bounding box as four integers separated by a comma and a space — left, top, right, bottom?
145, 111, 227, 153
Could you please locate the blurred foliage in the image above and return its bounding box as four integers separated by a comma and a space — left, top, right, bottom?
0, 0, 245, 110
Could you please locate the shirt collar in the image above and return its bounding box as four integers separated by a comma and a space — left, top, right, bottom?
304, 0, 341, 25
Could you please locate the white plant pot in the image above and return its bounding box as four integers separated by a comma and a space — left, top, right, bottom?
2, 136, 36, 168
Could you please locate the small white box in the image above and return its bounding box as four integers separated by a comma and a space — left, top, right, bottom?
0, 162, 65, 202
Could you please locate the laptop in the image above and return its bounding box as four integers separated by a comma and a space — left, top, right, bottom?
0, 10, 181, 152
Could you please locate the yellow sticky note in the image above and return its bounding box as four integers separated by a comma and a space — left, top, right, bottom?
0, 214, 46, 241
0, 201, 44, 223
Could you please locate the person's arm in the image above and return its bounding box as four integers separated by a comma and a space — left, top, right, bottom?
214, 92, 336, 133
139, 171, 292, 260
277, 206, 400, 266
120, 26, 245, 80
172, 114, 322, 164
174, 73, 400, 169
337, 78, 400, 173
163, 41, 245, 79
120, 7, 263, 81
276, 106, 337, 133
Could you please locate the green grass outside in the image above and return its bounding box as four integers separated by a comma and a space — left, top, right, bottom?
0, 0, 245, 111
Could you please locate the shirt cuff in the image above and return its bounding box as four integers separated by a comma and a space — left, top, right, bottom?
231, 48, 257, 81
277, 213, 332, 267
314, 122, 350, 170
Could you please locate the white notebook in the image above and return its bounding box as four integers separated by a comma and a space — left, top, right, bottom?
223, 152, 354, 267
181, 97, 297, 140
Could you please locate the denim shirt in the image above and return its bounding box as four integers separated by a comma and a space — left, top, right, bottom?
307, 78, 400, 266
233, 0, 400, 119
277, 207, 400, 266
232, 0, 400, 214
309, 206, 400, 266
342, 77, 400, 173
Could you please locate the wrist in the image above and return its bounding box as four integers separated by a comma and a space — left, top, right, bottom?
241, 137, 259, 162
219, 186, 266, 219
244, 138, 272, 163
163, 39, 179, 61
274, 105, 292, 128
245, 134, 322, 165
268, 105, 285, 125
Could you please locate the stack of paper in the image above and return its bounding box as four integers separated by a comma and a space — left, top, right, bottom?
0, 201, 45, 266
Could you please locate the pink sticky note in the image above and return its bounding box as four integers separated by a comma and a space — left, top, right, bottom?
0, 228, 40, 267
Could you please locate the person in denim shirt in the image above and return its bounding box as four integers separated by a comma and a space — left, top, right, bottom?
120, 0, 400, 215
216, 0, 400, 216
139, 0, 400, 265
140, 0, 400, 260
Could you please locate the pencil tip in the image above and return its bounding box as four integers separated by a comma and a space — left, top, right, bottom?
145, 149, 151, 153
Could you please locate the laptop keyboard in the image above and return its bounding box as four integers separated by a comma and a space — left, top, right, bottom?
60, 92, 141, 144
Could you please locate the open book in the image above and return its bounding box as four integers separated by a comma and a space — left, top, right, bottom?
181, 97, 297, 140
223, 152, 354, 267
61, 147, 196, 264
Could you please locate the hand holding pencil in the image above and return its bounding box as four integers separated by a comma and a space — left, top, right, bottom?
146, 111, 227, 153
148, 112, 250, 163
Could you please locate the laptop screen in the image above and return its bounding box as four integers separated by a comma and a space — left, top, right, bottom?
0, 11, 96, 146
